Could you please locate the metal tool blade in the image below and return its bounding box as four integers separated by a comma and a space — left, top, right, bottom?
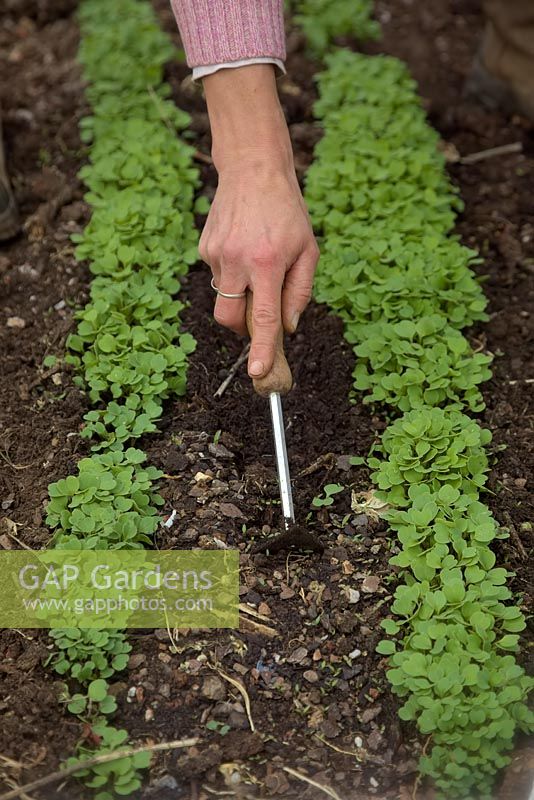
269, 392, 295, 530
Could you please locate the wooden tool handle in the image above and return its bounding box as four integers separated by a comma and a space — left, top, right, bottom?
246, 291, 293, 397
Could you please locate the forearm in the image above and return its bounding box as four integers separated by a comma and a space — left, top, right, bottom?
203, 64, 294, 175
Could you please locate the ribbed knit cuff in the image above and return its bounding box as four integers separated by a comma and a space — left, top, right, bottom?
170, 0, 286, 68
192, 57, 286, 81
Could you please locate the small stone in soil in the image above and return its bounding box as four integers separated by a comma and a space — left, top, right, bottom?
6, 316, 25, 328
201, 675, 226, 701
345, 587, 361, 604
219, 502, 244, 518
287, 646, 308, 664
128, 654, 146, 670
208, 442, 234, 459
280, 586, 295, 599
149, 775, 178, 792
164, 452, 189, 472
361, 705, 382, 724
367, 728, 383, 751
361, 575, 381, 593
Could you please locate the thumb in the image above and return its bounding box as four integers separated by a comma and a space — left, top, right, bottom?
282, 241, 319, 333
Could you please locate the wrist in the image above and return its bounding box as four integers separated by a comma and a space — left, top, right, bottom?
214, 138, 294, 178
203, 64, 294, 176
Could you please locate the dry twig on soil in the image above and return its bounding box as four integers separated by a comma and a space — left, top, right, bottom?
460, 141, 522, 164
283, 766, 343, 800
214, 344, 251, 398
213, 667, 255, 732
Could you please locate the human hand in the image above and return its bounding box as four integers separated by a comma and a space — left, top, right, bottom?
199, 65, 319, 380
199, 163, 318, 379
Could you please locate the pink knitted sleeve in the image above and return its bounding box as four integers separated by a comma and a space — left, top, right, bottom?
170, 0, 286, 68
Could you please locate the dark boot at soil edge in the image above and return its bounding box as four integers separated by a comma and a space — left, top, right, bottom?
0, 110, 20, 241
466, 0, 534, 123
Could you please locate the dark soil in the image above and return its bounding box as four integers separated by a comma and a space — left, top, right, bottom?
0, 4, 89, 790
0, 0, 532, 799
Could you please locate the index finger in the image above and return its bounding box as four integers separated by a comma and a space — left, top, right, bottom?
246, 276, 284, 379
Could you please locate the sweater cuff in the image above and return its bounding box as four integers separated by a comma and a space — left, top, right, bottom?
192, 57, 286, 81
170, 0, 286, 68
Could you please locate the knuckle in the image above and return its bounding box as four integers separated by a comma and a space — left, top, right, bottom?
251, 244, 277, 270
200, 235, 223, 267
221, 239, 243, 266
253, 305, 278, 328
198, 241, 208, 263
209, 239, 222, 263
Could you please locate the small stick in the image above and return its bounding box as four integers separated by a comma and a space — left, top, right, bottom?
460, 141, 522, 164
240, 615, 278, 639
295, 452, 336, 479
283, 766, 343, 800
238, 603, 273, 623
0, 780, 34, 800
194, 150, 213, 165
0, 756, 25, 771
3, 527, 33, 551
411, 735, 431, 800
313, 734, 364, 763
508, 378, 534, 385
4, 532, 32, 550
214, 344, 250, 398
213, 667, 255, 732
0, 738, 199, 800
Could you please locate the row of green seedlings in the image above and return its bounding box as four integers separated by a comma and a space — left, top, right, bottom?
43, 0, 201, 797
290, 0, 379, 56
304, 50, 533, 798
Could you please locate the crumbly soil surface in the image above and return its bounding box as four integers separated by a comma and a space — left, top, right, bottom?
0, 0, 532, 799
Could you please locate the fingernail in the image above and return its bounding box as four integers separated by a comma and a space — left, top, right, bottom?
249, 360, 264, 377
290, 312, 300, 333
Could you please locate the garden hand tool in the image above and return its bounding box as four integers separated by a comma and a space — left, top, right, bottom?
246, 292, 295, 532
244, 294, 324, 554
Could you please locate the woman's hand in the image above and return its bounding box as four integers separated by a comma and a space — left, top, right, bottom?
199, 65, 319, 380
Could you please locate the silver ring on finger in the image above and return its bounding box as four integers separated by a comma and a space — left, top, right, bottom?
210, 277, 246, 299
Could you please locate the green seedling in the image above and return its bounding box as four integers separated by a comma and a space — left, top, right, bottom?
62, 679, 117, 716
65, 721, 151, 799
49, 628, 131, 682
312, 483, 344, 507
46, 448, 163, 549
206, 720, 230, 736
368, 407, 492, 506
294, 0, 379, 55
